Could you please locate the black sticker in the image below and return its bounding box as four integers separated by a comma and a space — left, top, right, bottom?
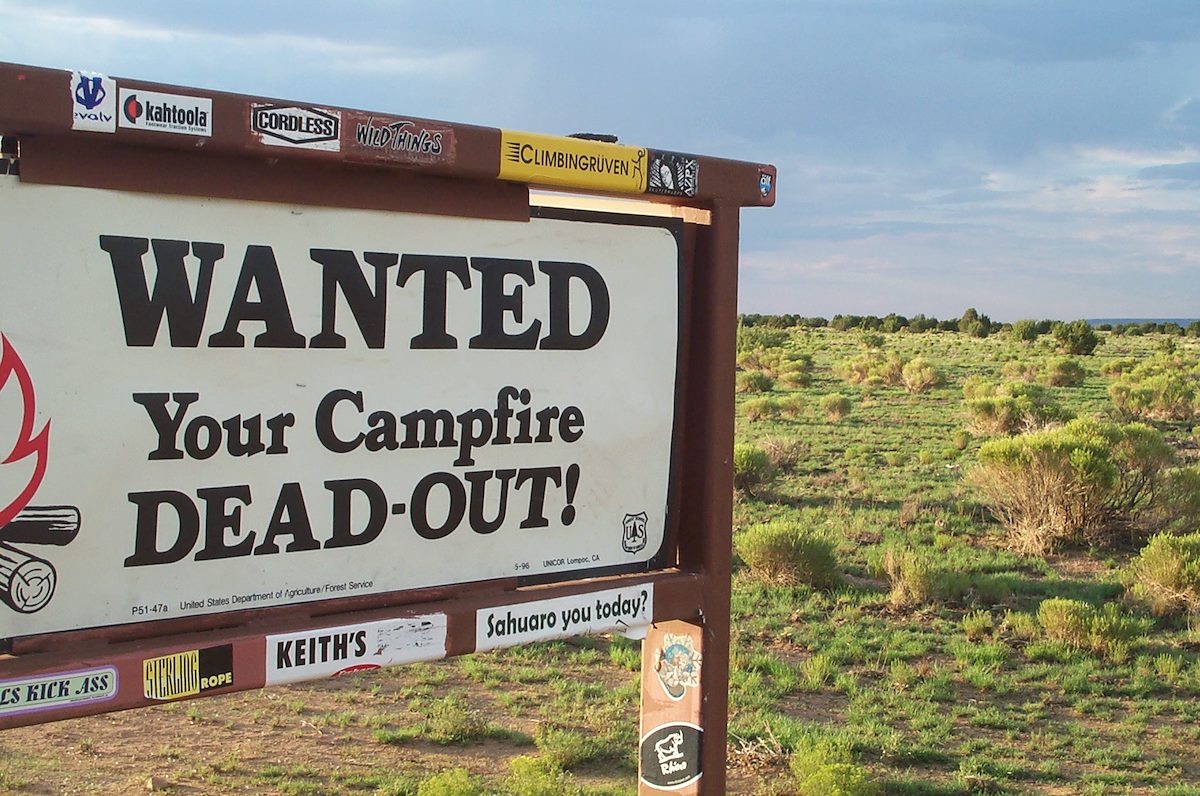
647, 151, 699, 198
639, 722, 703, 789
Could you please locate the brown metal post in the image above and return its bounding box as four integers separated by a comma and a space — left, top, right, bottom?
674, 206, 740, 794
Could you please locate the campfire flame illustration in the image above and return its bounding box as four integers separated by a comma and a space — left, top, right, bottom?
0, 333, 50, 530
0, 334, 76, 617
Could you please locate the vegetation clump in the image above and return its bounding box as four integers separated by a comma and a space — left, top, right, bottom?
1036, 598, 1145, 659
1052, 319, 1102, 355
1108, 353, 1200, 421
1124, 532, 1200, 616
788, 736, 878, 796
963, 381, 1072, 436
820, 393, 852, 422
969, 417, 1187, 553
736, 517, 841, 588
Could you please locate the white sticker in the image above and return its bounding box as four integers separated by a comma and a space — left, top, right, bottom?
118, 89, 211, 136
475, 583, 653, 652
70, 70, 116, 133
0, 666, 117, 717
265, 614, 447, 685
251, 105, 341, 151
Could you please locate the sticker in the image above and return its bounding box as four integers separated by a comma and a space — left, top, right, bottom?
118, 89, 211, 137
345, 112, 456, 163
655, 632, 701, 700
70, 71, 116, 133
265, 614, 447, 685
639, 722, 703, 790
142, 644, 233, 700
646, 151, 699, 198
499, 130, 647, 193
475, 583, 653, 652
758, 170, 774, 198
622, 511, 648, 553
251, 104, 340, 151
0, 666, 117, 717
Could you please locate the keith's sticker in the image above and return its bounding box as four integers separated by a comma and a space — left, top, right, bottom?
70, 71, 116, 133
251, 105, 340, 151
475, 583, 653, 652
265, 614, 447, 685
0, 666, 117, 717
119, 89, 211, 137
142, 644, 233, 700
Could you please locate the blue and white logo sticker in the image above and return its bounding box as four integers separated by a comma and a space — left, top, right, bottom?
70, 70, 116, 133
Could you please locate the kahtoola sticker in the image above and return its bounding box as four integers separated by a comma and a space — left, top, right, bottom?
118, 89, 211, 136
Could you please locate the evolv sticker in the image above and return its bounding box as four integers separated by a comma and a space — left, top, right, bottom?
639, 722, 703, 790
265, 614, 447, 685
118, 89, 211, 136
70, 71, 116, 133
475, 583, 653, 652
143, 644, 233, 700
345, 111, 456, 164
500, 130, 647, 193
251, 104, 340, 151
0, 666, 117, 717
647, 151, 699, 198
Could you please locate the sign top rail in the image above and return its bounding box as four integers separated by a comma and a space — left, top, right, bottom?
0, 62, 776, 209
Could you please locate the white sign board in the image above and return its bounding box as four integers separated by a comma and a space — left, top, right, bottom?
0, 177, 679, 638
475, 583, 654, 652
265, 614, 447, 685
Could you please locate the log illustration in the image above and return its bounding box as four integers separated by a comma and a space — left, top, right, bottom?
0, 506, 81, 546
0, 541, 56, 613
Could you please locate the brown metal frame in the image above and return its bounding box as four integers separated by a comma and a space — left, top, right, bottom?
0, 61, 774, 794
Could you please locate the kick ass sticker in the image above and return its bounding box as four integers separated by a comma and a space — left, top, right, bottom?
142, 644, 233, 700
0, 666, 117, 717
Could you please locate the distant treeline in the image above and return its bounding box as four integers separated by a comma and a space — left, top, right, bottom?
739, 309, 1200, 338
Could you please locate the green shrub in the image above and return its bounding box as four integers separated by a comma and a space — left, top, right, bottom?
1036, 598, 1146, 658
1110, 372, 1196, 421
1052, 319, 1102, 355
901, 356, 943, 393
1041, 356, 1086, 387
504, 756, 583, 796
962, 610, 995, 641
964, 381, 1072, 436
1001, 359, 1040, 383
1101, 356, 1138, 377
1000, 610, 1039, 641
882, 547, 971, 607
788, 736, 878, 796
760, 437, 806, 471
820, 393, 852, 422
418, 769, 483, 796
836, 349, 908, 388
970, 417, 1179, 553
736, 519, 841, 587
779, 394, 805, 418
1010, 319, 1041, 342
737, 370, 775, 393
737, 321, 788, 353
1124, 532, 1200, 616
743, 396, 783, 422
733, 443, 774, 496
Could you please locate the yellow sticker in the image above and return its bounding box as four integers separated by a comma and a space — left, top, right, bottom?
142, 644, 233, 700
499, 131, 647, 194
143, 649, 200, 700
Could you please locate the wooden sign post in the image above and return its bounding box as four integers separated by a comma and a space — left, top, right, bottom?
0, 61, 773, 794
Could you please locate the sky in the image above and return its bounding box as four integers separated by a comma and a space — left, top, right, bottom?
2, 0, 1199, 321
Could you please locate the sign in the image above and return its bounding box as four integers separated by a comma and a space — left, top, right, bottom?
118, 89, 211, 136
639, 621, 704, 793
142, 644, 234, 700
251, 104, 341, 151
0, 666, 117, 717
475, 583, 653, 652
0, 178, 680, 638
500, 131, 647, 194
265, 614, 447, 685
